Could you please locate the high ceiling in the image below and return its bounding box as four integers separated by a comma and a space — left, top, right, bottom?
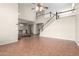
44, 3, 72, 13
18, 3, 73, 20
19, 3, 72, 12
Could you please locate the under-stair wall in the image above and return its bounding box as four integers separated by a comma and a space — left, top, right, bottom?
40, 15, 76, 41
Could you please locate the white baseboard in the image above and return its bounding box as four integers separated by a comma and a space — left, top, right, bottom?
0, 39, 18, 45
75, 40, 79, 46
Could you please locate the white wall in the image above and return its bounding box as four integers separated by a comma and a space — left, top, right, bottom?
40, 15, 76, 41
39, 3, 77, 41
0, 4, 18, 45
19, 3, 35, 22
75, 4, 79, 46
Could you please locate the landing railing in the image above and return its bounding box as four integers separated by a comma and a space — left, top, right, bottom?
39, 9, 75, 33
40, 15, 55, 32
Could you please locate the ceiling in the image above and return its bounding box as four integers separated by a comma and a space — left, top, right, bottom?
19, 3, 72, 13
18, 3, 73, 19
44, 3, 72, 13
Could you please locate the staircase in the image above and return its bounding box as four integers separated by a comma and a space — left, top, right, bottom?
39, 12, 57, 33
39, 9, 75, 33
38, 9, 76, 41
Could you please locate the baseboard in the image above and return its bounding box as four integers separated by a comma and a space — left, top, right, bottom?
0, 39, 18, 45
40, 36, 75, 41
75, 40, 79, 46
